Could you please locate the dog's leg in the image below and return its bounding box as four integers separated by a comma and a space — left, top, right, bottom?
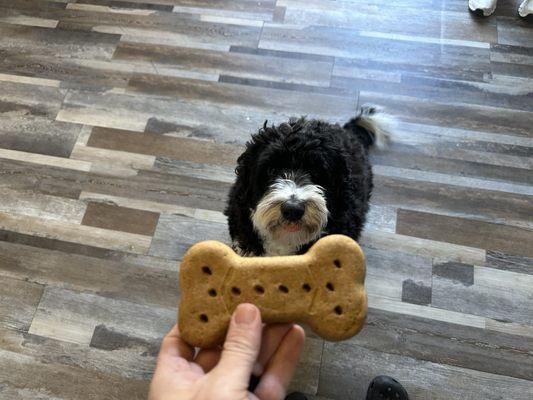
469, 0, 498, 16
519, 0, 533, 16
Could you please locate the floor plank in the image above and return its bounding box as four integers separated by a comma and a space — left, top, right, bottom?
0, 276, 43, 332
0, 211, 152, 254
82, 201, 160, 236
318, 342, 533, 400
29, 287, 175, 345
113, 41, 333, 86
0, 347, 149, 400
396, 209, 533, 258
0, 240, 178, 309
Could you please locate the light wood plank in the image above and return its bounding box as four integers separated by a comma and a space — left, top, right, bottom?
70, 144, 156, 177
0, 277, 43, 332
361, 229, 486, 265
0, 348, 149, 400
0, 188, 86, 223
0, 148, 91, 172
0, 72, 60, 87
369, 295, 486, 329
0, 212, 151, 254
29, 287, 175, 345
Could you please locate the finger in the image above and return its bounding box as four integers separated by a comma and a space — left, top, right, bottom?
213, 303, 262, 389
195, 347, 222, 372
254, 325, 305, 400
157, 324, 195, 364
253, 324, 293, 376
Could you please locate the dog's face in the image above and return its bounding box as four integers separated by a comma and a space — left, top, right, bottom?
232, 121, 350, 255
251, 170, 329, 255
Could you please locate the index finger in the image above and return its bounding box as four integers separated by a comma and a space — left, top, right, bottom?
254, 325, 305, 400
158, 324, 195, 362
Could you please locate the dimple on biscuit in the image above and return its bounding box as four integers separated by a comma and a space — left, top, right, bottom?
178, 234, 367, 348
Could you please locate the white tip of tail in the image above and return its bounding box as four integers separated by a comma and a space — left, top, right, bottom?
357, 105, 397, 149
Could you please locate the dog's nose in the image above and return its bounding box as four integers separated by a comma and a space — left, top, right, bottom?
281, 200, 305, 221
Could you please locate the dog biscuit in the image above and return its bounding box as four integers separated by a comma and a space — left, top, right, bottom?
178, 234, 367, 348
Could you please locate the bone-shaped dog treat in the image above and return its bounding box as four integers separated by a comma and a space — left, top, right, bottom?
178, 234, 367, 348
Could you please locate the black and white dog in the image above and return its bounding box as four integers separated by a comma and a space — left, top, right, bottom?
224, 106, 394, 256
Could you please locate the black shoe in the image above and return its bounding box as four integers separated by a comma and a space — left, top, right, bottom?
285, 392, 308, 400
366, 375, 409, 400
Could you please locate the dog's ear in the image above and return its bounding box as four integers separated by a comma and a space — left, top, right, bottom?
233, 146, 254, 202
225, 141, 265, 255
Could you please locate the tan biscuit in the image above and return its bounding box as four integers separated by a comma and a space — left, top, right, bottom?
178, 234, 367, 348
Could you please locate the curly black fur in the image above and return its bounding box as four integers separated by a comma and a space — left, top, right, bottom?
225, 112, 379, 256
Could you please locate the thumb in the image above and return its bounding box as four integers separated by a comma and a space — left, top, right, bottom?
213, 303, 262, 388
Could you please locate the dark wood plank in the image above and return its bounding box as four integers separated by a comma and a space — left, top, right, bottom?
396, 209, 533, 257
87, 127, 243, 166
0, 23, 120, 60
76, 0, 174, 12
433, 261, 474, 286
485, 251, 533, 275
0, 0, 65, 11
82, 202, 160, 236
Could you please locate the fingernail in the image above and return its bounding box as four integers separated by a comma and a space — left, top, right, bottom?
234, 304, 258, 326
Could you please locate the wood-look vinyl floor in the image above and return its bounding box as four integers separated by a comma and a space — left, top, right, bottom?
0, 1, 532, 399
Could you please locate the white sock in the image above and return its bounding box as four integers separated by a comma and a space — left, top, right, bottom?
519, 0, 533, 17
469, 0, 498, 16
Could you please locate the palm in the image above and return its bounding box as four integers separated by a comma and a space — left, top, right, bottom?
149, 320, 305, 400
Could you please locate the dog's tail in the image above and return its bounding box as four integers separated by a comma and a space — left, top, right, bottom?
343, 105, 396, 150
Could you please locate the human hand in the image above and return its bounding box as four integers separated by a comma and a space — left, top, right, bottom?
148, 303, 305, 400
